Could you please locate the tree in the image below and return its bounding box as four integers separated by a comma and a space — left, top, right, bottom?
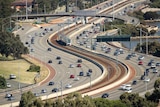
154, 78, 160, 90
143, 12, 159, 20
19, 91, 43, 107
0, 76, 7, 89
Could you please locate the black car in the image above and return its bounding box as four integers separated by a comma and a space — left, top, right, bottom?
101, 93, 109, 98
58, 61, 62, 64
77, 59, 82, 63
48, 48, 51, 51
140, 75, 145, 80
132, 80, 137, 85
49, 81, 54, 86
88, 69, 92, 73
56, 56, 61, 60
79, 71, 84, 76
48, 60, 52, 63
52, 88, 59, 92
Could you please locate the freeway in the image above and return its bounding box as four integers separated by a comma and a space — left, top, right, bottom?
0, 0, 154, 106
0, 22, 102, 105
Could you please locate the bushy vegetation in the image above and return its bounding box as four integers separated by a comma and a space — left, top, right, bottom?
149, 0, 160, 8
27, 64, 40, 73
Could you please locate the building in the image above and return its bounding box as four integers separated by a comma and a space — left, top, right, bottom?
11, 0, 34, 12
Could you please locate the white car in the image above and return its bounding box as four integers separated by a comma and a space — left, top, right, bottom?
69, 64, 75, 68
120, 84, 131, 90
74, 77, 80, 81
125, 88, 132, 93
138, 55, 144, 60
153, 69, 158, 73
65, 84, 72, 88
144, 78, 150, 82
7, 83, 11, 88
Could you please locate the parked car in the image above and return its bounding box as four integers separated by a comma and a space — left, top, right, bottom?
156, 62, 160, 66
140, 75, 145, 80
5, 93, 12, 98
74, 77, 80, 81
101, 93, 109, 98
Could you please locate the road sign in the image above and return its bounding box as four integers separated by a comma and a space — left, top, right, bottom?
96, 35, 131, 42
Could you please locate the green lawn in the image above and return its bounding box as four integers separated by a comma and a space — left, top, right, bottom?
0, 55, 49, 84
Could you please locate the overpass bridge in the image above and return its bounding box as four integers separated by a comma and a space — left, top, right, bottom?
11, 10, 140, 26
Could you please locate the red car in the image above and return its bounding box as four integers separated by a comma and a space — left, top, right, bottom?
138, 61, 143, 65
70, 75, 75, 78
77, 64, 81, 67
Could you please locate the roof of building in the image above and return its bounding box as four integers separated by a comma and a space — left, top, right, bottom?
12, 0, 34, 6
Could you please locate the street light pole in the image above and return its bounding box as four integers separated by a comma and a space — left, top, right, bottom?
26, 0, 28, 20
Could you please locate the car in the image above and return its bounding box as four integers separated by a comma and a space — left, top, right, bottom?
48, 81, 54, 86
34, 93, 39, 97
131, 53, 137, 57
70, 75, 75, 78
140, 75, 145, 80
77, 59, 82, 63
5, 93, 12, 98
153, 68, 158, 73
101, 93, 109, 98
126, 55, 131, 60
138, 61, 143, 65
8, 96, 15, 101
65, 84, 72, 88
156, 62, 160, 66
10, 74, 16, 79
48, 60, 52, 63
69, 64, 75, 68
120, 84, 131, 90
151, 63, 156, 69
132, 80, 137, 85
79, 71, 84, 76
74, 77, 80, 81
144, 78, 150, 82
114, 51, 120, 56
88, 69, 92, 73
138, 55, 144, 60
86, 72, 91, 76
125, 88, 132, 93
7, 83, 11, 88
77, 64, 81, 67
58, 61, 62, 64
41, 89, 47, 93
31, 48, 34, 52
47, 48, 51, 51
56, 56, 61, 60
52, 88, 59, 92
144, 71, 149, 76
